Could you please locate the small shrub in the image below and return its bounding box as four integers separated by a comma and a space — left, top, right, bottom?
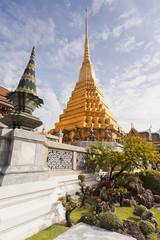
139, 170, 160, 195
153, 195, 160, 204
100, 212, 123, 231
136, 205, 147, 217
85, 215, 97, 225
139, 220, 155, 236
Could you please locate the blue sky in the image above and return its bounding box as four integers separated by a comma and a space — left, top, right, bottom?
1, 0, 160, 133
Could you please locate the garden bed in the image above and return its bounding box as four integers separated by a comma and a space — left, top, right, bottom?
25, 206, 160, 240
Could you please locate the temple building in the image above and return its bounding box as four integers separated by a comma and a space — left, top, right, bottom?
49, 10, 122, 143
129, 123, 160, 144
0, 85, 14, 117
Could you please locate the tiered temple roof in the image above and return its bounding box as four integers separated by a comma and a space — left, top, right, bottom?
50, 10, 122, 143
0, 86, 14, 116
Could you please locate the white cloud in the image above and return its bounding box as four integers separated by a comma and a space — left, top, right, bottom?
34, 87, 63, 132
113, 17, 143, 37
93, 25, 110, 41
54, 37, 84, 67
115, 36, 136, 53
69, 12, 83, 28
144, 41, 154, 51
92, 0, 114, 15
103, 49, 160, 132
0, 48, 29, 86
64, 0, 71, 8
115, 36, 144, 53
60, 82, 75, 105
0, 3, 55, 48
119, 9, 137, 19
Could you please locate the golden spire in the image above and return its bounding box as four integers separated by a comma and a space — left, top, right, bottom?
83, 9, 90, 64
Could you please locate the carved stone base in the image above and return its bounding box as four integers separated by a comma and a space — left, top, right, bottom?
0, 112, 43, 130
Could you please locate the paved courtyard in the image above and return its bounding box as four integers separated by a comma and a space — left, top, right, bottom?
54, 222, 136, 240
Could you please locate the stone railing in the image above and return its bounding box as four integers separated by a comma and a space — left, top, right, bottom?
46, 141, 89, 172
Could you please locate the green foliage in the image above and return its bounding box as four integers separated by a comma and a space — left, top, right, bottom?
139, 170, 160, 195
87, 136, 159, 181
139, 220, 155, 236
115, 173, 138, 207
100, 212, 123, 231
76, 174, 91, 207
58, 195, 80, 227
147, 232, 158, 240
118, 173, 138, 191
78, 174, 85, 182
58, 196, 80, 211
82, 214, 99, 225
153, 195, 160, 204
136, 205, 147, 217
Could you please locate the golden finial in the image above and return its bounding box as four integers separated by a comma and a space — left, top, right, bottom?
85, 9, 88, 38
83, 8, 90, 63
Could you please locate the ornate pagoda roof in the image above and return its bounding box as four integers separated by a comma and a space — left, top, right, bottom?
50, 10, 122, 142
16, 46, 37, 96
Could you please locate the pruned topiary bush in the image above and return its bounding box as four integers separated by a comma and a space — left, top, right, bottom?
139, 170, 160, 195
135, 205, 147, 217
139, 220, 155, 236
100, 212, 123, 231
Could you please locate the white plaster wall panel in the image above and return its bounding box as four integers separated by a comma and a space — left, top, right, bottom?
0, 204, 63, 240
34, 142, 45, 166
21, 141, 36, 165
0, 173, 96, 240
0, 197, 55, 231
7, 139, 20, 165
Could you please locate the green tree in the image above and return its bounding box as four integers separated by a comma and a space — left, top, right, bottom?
75, 174, 91, 207
87, 135, 159, 181
58, 194, 80, 227
115, 174, 138, 206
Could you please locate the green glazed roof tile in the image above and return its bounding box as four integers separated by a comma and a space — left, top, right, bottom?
16, 46, 37, 96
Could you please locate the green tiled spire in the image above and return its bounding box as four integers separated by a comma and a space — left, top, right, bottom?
16, 46, 37, 96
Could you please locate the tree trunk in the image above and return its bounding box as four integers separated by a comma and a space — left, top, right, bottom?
120, 193, 123, 207
65, 210, 72, 227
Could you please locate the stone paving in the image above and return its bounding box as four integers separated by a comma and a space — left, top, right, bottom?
54, 222, 136, 240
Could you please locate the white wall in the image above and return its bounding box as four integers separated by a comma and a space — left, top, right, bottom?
0, 173, 95, 240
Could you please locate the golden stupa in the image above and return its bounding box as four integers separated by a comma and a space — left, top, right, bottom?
50, 10, 122, 143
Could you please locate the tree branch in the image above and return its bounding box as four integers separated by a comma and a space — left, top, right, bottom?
110, 166, 126, 181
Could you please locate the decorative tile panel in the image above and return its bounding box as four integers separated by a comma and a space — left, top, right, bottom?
76, 152, 89, 170
47, 149, 73, 170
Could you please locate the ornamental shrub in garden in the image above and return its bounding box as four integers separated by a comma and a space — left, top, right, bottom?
100, 212, 123, 231
75, 174, 91, 207
136, 205, 147, 217
139, 220, 155, 236
139, 170, 160, 195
